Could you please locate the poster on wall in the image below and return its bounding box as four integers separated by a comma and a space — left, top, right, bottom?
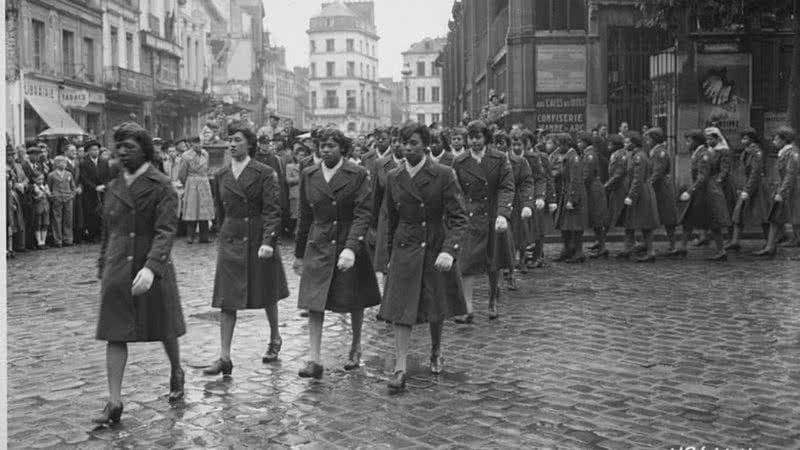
536, 45, 586, 93
697, 53, 751, 149
535, 94, 586, 132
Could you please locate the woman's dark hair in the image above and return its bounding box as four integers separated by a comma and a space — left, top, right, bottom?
493, 130, 511, 147
113, 122, 154, 162
451, 126, 467, 139
227, 121, 257, 156
644, 127, 666, 144
400, 123, 431, 147
318, 128, 352, 156
557, 133, 575, 149
685, 129, 706, 147
576, 131, 594, 145
625, 131, 643, 147
466, 120, 491, 142
608, 134, 625, 150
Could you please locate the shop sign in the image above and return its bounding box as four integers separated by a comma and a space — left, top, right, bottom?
536, 45, 586, 93
88, 92, 106, 104
24, 79, 59, 100
60, 88, 90, 108
697, 53, 751, 147
535, 94, 586, 132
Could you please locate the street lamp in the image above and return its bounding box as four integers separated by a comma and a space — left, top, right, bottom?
401, 62, 412, 123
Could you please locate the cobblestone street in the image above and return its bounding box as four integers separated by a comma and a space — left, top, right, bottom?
6, 239, 800, 449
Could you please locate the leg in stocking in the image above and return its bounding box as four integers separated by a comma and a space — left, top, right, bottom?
308, 311, 324, 363
393, 324, 412, 373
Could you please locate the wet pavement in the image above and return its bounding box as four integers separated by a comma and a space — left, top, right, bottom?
6, 238, 800, 449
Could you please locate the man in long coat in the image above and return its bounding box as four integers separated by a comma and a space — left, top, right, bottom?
80, 140, 110, 242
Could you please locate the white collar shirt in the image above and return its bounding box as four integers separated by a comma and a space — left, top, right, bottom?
406, 157, 425, 178
322, 158, 343, 183
231, 156, 251, 180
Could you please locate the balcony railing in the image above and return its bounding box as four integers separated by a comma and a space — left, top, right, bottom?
104, 66, 154, 97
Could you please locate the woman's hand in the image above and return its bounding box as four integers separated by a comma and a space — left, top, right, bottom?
337, 248, 355, 271
131, 267, 154, 296
258, 245, 274, 259
434, 252, 454, 272
495, 216, 508, 231
680, 192, 690, 202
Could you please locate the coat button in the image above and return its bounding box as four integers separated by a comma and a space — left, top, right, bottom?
469, 212, 474, 217
421, 242, 426, 248
331, 240, 337, 244
127, 255, 133, 261
421, 221, 426, 227
129, 232, 135, 238
332, 201, 336, 206
244, 217, 249, 222
333, 220, 338, 225
420, 203, 424, 207
243, 237, 248, 241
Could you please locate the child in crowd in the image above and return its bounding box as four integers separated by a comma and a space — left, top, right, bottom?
32, 173, 51, 249
47, 155, 76, 247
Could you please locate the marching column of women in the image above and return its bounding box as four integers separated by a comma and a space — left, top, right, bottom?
92, 120, 800, 422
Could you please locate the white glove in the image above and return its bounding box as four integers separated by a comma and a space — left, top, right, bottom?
624, 197, 633, 206
96, 185, 106, 193
434, 252, 454, 272
775, 194, 783, 203
535, 199, 545, 210
680, 192, 690, 202
740, 191, 749, 201
566, 201, 575, 210
131, 267, 154, 296
258, 245, 274, 259
337, 248, 355, 271
548, 203, 558, 213
521, 207, 533, 219
495, 215, 508, 231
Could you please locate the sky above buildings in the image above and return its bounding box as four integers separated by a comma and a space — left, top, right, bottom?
263, 0, 453, 80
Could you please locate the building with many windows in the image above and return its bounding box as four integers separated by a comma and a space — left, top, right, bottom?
307, 1, 381, 134
401, 37, 445, 126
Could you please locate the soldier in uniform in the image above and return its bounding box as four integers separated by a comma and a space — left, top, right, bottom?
644, 128, 680, 255
755, 126, 800, 257
522, 129, 557, 267
726, 127, 770, 251
578, 132, 609, 258
678, 129, 731, 260
371, 134, 407, 276
451, 120, 514, 322
604, 135, 628, 244
493, 130, 532, 289
449, 127, 468, 161
93, 123, 186, 424
204, 123, 289, 376
554, 133, 589, 263
617, 132, 661, 262
293, 129, 381, 379
379, 123, 469, 392
429, 129, 455, 166
509, 130, 542, 274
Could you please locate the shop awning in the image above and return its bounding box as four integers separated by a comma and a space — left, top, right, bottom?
26, 96, 85, 136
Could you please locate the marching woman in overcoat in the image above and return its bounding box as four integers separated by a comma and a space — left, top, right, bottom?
204, 122, 289, 376
451, 120, 514, 322
644, 128, 680, 255
554, 133, 589, 263
726, 127, 770, 251
578, 132, 609, 258
618, 132, 661, 262
293, 129, 381, 379
370, 141, 406, 275
604, 134, 629, 238
509, 129, 541, 274
522, 129, 557, 267
94, 122, 186, 425
492, 130, 530, 289
677, 129, 731, 260
379, 123, 469, 392
754, 126, 800, 257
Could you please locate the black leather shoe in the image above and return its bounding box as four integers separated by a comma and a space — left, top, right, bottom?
614, 251, 631, 259
666, 248, 687, 257
388, 370, 407, 392
298, 361, 323, 379
168, 368, 185, 402
203, 358, 233, 376
262, 339, 282, 363
636, 254, 656, 263
780, 239, 799, 247
454, 314, 474, 324
505, 274, 517, 291
631, 243, 647, 254
724, 242, 741, 252
587, 242, 600, 251
430, 355, 443, 375
344, 350, 361, 371
706, 252, 728, 261
552, 252, 570, 262
588, 249, 609, 259
565, 253, 586, 264
92, 401, 123, 425
691, 237, 710, 247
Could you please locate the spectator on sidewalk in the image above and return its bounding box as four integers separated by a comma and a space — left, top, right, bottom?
31, 173, 51, 249
79, 140, 110, 243
48, 155, 77, 247
178, 136, 214, 244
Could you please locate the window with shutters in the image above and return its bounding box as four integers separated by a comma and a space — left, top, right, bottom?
62, 30, 75, 77
417, 87, 425, 102
32, 20, 45, 70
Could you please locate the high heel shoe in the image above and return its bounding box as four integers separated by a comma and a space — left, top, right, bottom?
614, 250, 631, 259
666, 248, 687, 257
636, 254, 656, 263
430, 355, 443, 375
344, 350, 361, 371
565, 253, 586, 264
752, 247, 777, 258
454, 314, 474, 324
488, 287, 499, 320
92, 401, 123, 425
588, 248, 609, 259
706, 252, 728, 261
203, 358, 233, 376
168, 368, 185, 402
505, 273, 517, 291
298, 361, 324, 379
262, 338, 282, 363
387, 370, 407, 392
724, 242, 741, 252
